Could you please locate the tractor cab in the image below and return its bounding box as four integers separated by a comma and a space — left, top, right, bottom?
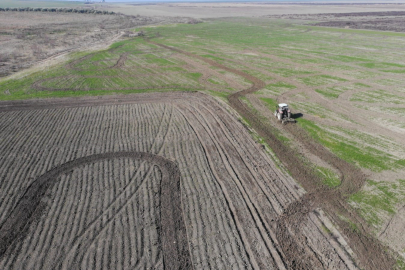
274, 103, 295, 124
277, 103, 289, 113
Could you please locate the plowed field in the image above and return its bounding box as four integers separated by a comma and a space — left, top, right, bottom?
0, 92, 356, 269
2, 15, 405, 269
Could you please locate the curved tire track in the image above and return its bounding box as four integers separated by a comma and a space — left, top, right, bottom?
148, 39, 396, 269
111, 52, 129, 69
0, 151, 191, 270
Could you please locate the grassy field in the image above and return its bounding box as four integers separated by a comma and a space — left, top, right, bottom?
0, 39, 210, 100
2, 16, 405, 265
140, 20, 405, 261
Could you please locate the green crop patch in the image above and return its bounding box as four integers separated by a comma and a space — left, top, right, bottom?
208, 90, 230, 100
373, 78, 404, 87
351, 89, 404, 104
185, 72, 201, 79
387, 107, 405, 117
158, 66, 186, 72
316, 83, 371, 99
201, 54, 226, 62
380, 69, 405, 74
272, 68, 313, 78
321, 64, 378, 79
260, 97, 278, 108
315, 166, 341, 188
328, 55, 370, 63
142, 54, 176, 65
2, 16, 405, 107
397, 258, 405, 270
0, 33, 211, 100
242, 70, 273, 82
258, 81, 296, 95
297, 75, 347, 87
297, 118, 402, 172
316, 87, 343, 99
291, 101, 334, 119
207, 76, 229, 86
321, 64, 357, 72
350, 179, 405, 228
294, 57, 332, 65
359, 62, 405, 69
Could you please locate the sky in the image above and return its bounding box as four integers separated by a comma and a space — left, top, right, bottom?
36, 0, 405, 3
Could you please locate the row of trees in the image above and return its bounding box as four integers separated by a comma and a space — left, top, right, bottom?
0, 7, 115, 15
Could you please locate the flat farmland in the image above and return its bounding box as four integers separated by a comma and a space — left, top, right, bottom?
139, 19, 405, 267
1, 13, 405, 269
0, 93, 356, 269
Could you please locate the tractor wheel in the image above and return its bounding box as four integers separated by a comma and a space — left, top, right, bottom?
277, 113, 282, 121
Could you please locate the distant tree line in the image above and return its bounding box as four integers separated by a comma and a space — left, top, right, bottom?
0, 7, 115, 15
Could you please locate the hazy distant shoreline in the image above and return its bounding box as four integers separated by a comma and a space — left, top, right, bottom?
41, 0, 405, 3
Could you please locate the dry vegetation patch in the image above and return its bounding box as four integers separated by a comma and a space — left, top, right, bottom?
0, 11, 196, 77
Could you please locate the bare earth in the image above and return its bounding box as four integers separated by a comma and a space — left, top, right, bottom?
0, 3, 404, 269
0, 92, 357, 269
0, 11, 196, 77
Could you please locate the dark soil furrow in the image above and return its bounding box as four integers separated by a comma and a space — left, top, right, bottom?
193, 102, 288, 267
62, 105, 173, 267
179, 105, 281, 269
176, 107, 259, 269
0, 152, 191, 270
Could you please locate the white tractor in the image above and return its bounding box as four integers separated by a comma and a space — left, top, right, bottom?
274, 103, 296, 124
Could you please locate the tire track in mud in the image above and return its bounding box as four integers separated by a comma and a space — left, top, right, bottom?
0, 151, 191, 270
148, 40, 396, 269
61, 104, 174, 269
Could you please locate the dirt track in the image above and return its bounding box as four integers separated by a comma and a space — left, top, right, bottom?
148, 40, 395, 269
